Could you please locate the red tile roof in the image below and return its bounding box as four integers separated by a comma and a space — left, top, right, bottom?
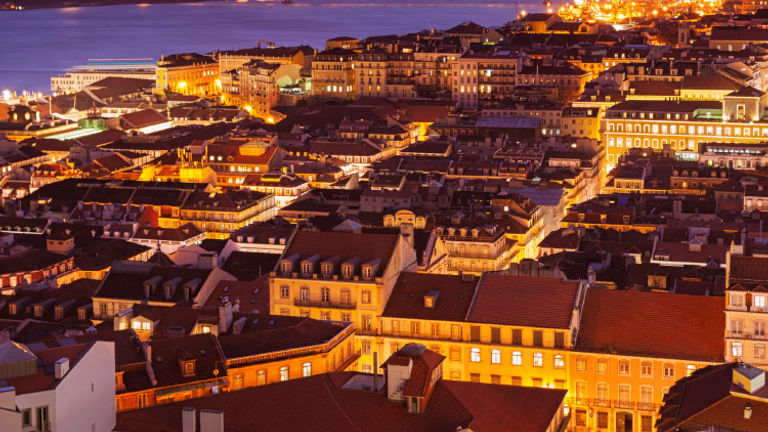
467, 274, 579, 329
382, 272, 478, 321
116, 371, 566, 432
576, 289, 725, 361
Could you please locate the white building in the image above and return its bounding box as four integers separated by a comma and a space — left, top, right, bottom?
0, 336, 116, 432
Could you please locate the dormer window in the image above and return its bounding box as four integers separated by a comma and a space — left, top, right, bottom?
755, 295, 766, 310
281, 261, 292, 275
731, 294, 745, 308
182, 359, 196, 377
321, 263, 333, 278
362, 266, 373, 280
301, 262, 313, 276
342, 264, 353, 279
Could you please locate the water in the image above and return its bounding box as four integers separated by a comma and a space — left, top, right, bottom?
0, 0, 540, 93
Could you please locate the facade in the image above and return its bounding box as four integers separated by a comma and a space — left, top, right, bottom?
0, 337, 116, 432
452, 49, 518, 109
725, 252, 768, 369
155, 53, 219, 97
269, 230, 418, 331
310, 49, 357, 100
51, 70, 154, 94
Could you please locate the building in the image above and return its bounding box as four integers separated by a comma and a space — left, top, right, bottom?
725, 252, 768, 368
269, 229, 417, 330
115, 344, 569, 432
311, 49, 357, 100
51, 69, 155, 94
571, 289, 725, 432
601, 90, 768, 171
155, 53, 219, 97
656, 362, 768, 432
452, 48, 518, 109
0, 335, 115, 432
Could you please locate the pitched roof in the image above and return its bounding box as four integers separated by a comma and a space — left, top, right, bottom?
383, 273, 478, 321
116, 371, 566, 432
283, 230, 401, 276
467, 274, 579, 329
576, 289, 724, 361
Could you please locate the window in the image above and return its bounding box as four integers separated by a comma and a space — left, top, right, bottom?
362, 315, 372, 331
392, 320, 400, 335
575, 381, 587, 401
142, 321, 151, 331
450, 324, 461, 340
533, 330, 543, 347
201, 325, 211, 334
491, 349, 501, 364
279, 366, 289, 382
597, 411, 608, 429
641, 415, 653, 432
341, 313, 351, 322
532, 377, 543, 387
618, 384, 630, 402
511, 376, 522, 386
449, 371, 461, 380
511, 329, 522, 345
362, 340, 371, 355
596, 382, 609, 401
640, 385, 653, 404
597, 360, 608, 374
576, 358, 586, 371
300, 287, 310, 302
554, 354, 564, 369
619, 360, 630, 375
470, 373, 480, 382
554, 331, 565, 348
340, 289, 351, 305
361, 290, 371, 304
22, 408, 31, 427
732, 342, 743, 358
575, 410, 587, 427
756, 321, 766, 337
512, 351, 522, 366
410, 321, 420, 336
320, 311, 330, 321
470, 325, 481, 342
491, 327, 501, 343
137, 394, 147, 408
302, 362, 312, 377
132, 321, 141, 330
663, 363, 674, 379
257, 370, 266, 385
450, 347, 461, 361
533, 353, 543, 367
756, 344, 766, 359
491, 374, 501, 384
686, 364, 696, 376
470, 348, 481, 362
431, 323, 440, 338
280, 286, 289, 299
756, 295, 767, 309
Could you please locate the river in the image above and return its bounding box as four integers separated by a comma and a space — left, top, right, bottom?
0, 0, 541, 93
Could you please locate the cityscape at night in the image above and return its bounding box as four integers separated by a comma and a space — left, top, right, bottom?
2, 0, 768, 431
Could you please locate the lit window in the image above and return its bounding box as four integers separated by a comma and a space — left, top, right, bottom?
132, 321, 142, 330
619, 360, 630, 375
279, 366, 289, 382
302, 362, 312, 377
732, 342, 743, 358
470, 348, 481, 363
512, 351, 522, 366
533, 353, 543, 367
491, 349, 501, 364
686, 364, 696, 376
554, 355, 564, 369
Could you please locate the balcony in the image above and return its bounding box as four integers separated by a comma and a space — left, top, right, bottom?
294, 298, 356, 310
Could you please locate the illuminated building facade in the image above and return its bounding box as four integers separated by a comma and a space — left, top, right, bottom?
155, 53, 219, 97
602, 88, 768, 171
310, 48, 357, 100
452, 49, 518, 109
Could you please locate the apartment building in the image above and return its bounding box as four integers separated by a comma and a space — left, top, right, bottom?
452, 48, 518, 109
725, 251, 768, 369
223, 60, 302, 120
311, 48, 357, 100
571, 289, 724, 432
601, 88, 768, 171
435, 224, 517, 274
364, 273, 584, 391
155, 53, 219, 97
218, 45, 313, 73
269, 229, 418, 331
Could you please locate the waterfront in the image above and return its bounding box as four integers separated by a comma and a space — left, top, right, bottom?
0, 0, 536, 93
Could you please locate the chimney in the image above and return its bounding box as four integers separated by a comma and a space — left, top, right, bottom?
218, 301, 233, 333
745, 404, 753, 420
199, 409, 224, 432
55, 357, 70, 379
182, 407, 197, 432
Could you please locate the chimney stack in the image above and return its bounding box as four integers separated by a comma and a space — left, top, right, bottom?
55, 357, 69, 379
373, 352, 378, 391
